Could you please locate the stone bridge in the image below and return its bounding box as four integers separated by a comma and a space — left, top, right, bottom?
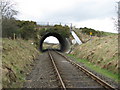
38, 24, 82, 53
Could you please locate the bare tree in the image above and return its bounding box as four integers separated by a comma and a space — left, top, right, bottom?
0, 0, 18, 19
0, 0, 18, 38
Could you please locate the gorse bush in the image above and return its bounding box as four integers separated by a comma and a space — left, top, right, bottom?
39, 25, 70, 38
80, 27, 105, 37
16, 20, 37, 40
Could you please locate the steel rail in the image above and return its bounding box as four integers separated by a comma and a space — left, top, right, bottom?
55, 51, 116, 90
48, 51, 66, 90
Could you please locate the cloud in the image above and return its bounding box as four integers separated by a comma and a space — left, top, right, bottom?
40, 0, 117, 22
72, 18, 118, 33
15, 0, 117, 21
14, 0, 118, 33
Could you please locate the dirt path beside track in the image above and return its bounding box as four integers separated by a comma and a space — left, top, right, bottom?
23, 52, 58, 88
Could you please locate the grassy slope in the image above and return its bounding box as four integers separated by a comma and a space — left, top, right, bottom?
70, 30, 119, 81
2, 38, 40, 88
68, 54, 119, 82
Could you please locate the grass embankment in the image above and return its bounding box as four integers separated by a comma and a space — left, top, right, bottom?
70, 32, 119, 82
68, 54, 119, 82
73, 28, 117, 43
2, 38, 40, 88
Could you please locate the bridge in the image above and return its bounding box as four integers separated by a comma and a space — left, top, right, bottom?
38, 22, 82, 53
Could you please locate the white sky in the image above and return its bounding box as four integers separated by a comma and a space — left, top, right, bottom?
44, 36, 59, 44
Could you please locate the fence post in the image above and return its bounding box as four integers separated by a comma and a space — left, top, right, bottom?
13, 33, 16, 40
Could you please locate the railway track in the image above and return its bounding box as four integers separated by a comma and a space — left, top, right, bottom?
48, 50, 116, 89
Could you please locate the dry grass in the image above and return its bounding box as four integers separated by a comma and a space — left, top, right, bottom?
2, 38, 40, 88
71, 34, 118, 74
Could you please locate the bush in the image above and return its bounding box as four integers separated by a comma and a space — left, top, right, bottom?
16, 20, 37, 40
39, 25, 70, 38
80, 27, 105, 37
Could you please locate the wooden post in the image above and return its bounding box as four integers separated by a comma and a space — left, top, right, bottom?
13, 33, 15, 40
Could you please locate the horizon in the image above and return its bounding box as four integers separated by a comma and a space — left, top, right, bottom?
13, 0, 119, 33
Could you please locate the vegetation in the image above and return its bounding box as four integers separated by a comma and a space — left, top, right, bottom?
16, 20, 38, 40
71, 34, 118, 73
1, 1, 41, 88
1, 0, 70, 46
2, 38, 40, 88
2, 18, 18, 38
70, 32, 119, 83
39, 25, 70, 38
67, 54, 119, 82
1, 0, 38, 40
80, 27, 116, 37
1, 0, 119, 88
1, 0, 18, 38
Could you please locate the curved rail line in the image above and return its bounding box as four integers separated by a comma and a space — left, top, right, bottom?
48, 50, 116, 89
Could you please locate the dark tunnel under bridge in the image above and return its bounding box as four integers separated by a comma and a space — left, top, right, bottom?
39, 32, 71, 52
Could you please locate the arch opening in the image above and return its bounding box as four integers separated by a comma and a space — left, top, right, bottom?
42, 36, 61, 51
39, 32, 70, 52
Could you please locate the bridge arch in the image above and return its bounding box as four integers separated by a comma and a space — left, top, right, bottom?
39, 32, 70, 52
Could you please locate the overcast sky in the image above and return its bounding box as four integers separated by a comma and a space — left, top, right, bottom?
14, 0, 119, 33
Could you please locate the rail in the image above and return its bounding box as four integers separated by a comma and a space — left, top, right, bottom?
55, 51, 116, 90
48, 50, 66, 90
